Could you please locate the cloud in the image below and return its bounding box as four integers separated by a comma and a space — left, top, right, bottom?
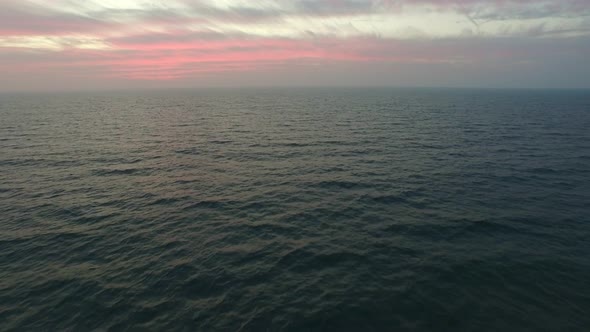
0, 0, 589, 90
0, 1, 120, 37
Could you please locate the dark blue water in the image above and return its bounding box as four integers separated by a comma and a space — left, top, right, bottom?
1, 88, 589, 331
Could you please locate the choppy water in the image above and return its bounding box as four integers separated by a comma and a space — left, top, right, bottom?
1, 88, 589, 331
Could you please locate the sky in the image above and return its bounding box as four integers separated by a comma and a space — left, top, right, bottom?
1, 0, 589, 91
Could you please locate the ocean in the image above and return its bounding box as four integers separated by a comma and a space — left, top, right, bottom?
1, 88, 589, 331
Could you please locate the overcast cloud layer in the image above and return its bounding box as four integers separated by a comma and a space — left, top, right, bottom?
1, 0, 589, 91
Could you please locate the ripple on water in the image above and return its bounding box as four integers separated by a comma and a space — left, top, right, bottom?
1, 89, 590, 331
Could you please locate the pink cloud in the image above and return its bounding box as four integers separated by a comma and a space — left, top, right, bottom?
1, 0, 589, 89
7, 35, 582, 82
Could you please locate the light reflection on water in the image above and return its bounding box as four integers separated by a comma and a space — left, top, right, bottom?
0, 88, 589, 331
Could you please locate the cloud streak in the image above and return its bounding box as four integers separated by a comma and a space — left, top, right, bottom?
0, 0, 589, 90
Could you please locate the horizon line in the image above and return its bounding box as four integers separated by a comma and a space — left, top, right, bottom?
2, 85, 590, 95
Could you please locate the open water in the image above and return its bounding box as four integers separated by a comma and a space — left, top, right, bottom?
1, 88, 589, 331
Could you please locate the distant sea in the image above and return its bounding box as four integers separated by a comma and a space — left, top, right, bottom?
1, 88, 589, 331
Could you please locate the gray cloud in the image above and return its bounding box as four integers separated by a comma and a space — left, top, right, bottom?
1, 0, 589, 91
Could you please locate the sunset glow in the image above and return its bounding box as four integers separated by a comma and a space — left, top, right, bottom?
1, 0, 589, 90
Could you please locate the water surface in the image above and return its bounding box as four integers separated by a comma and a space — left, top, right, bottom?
1, 88, 589, 331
